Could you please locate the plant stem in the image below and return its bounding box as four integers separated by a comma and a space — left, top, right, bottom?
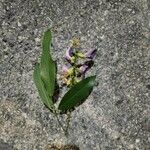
64, 111, 72, 136
63, 52, 78, 135
53, 110, 66, 134
54, 51, 78, 136
71, 52, 78, 85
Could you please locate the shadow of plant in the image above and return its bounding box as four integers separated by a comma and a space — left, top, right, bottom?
45, 144, 80, 150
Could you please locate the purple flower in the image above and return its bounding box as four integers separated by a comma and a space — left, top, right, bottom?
85, 49, 97, 59
62, 65, 69, 73
62, 64, 73, 77
65, 47, 75, 62
78, 60, 94, 76
79, 64, 90, 74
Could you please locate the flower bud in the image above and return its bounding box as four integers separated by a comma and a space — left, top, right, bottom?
73, 77, 80, 84
70, 38, 80, 48
66, 78, 72, 86
62, 65, 73, 77
76, 52, 85, 58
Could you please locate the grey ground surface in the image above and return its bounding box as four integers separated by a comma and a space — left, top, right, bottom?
0, 0, 150, 150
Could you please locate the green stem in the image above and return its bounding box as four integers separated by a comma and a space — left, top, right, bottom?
63, 53, 78, 135
71, 52, 78, 86
54, 51, 78, 136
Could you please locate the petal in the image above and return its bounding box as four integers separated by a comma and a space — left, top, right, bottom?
65, 47, 76, 63
65, 47, 74, 60
62, 65, 69, 73
62, 65, 73, 77
79, 64, 89, 74
85, 49, 97, 59
78, 60, 94, 75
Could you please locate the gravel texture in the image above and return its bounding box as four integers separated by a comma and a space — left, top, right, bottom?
0, 0, 150, 150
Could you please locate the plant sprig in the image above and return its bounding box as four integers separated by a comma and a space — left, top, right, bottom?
33, 29, 97, 135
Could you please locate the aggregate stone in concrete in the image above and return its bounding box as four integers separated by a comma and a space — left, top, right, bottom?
0, 0, 150, 150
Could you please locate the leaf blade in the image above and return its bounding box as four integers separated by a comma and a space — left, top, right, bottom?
40, 29, 56, 96
58, 76, 96, 112
33, 63, 53, 109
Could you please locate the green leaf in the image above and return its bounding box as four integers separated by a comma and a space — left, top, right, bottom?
58, 76, 96, 112
33, 63, 53, 110
40, 29, 56, 96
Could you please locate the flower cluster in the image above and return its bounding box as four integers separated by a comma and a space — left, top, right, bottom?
61, 38, 97, 86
